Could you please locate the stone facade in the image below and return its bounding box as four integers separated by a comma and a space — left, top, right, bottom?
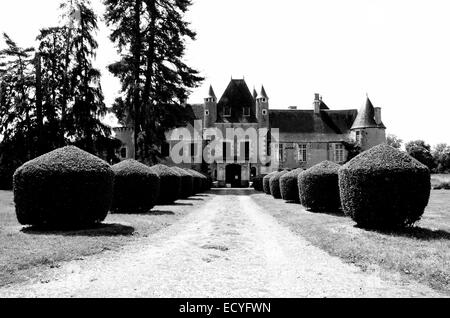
114, 78, 387, 187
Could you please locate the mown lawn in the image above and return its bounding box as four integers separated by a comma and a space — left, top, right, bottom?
0, 191, 211, 287
252, 190, 450, 295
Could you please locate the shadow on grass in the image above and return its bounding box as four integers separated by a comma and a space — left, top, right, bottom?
149, 210, 175, 216
304, 208, 347, 218
186, 197, 204, 201
167, 202, 194, 207
21, 223, 135, 237
363, 226, 450, 241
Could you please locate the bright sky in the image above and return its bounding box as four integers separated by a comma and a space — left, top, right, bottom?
0, 0, 449, 146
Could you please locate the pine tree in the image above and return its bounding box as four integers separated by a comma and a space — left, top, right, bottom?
0, 33, 35, 159
105, 0, 203, 162
36, 27, 68, 151
65, 1, 110, 153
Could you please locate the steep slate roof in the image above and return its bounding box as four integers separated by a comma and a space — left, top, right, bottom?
183, 104, 204, 126
319, 100, 330, 110
351, 97, 385, 129
216, 79, 257, 123
252, 87, 258, 99
269, 109, 358, 135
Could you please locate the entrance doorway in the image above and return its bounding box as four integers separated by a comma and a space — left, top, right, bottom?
226, 164, 242, 188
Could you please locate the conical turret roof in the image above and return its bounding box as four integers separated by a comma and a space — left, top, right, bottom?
206, 85, 216, 99
257, 85, 269, 99
351, 97, 381, 129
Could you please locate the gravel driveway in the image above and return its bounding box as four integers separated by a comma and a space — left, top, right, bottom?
0, 189, 442, 298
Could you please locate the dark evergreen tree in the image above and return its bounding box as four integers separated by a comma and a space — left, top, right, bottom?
64, 1, 110, 153
0, 34, 36, 188
105, 0, 203, 162
0, 33, 36, 159
36, 27, 68, 151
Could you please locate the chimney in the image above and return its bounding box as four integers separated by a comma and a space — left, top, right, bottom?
288, 106, 297, 110
314, 93, 321, 114
374, 107, 382, 125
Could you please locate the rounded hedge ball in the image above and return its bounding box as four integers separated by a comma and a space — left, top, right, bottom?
298, 161, 341, 212
149, 164, 181, 204
263, 172, 277, 195
111, 160, 160, 214
184, 169, 202, 194
186, 169, 207, 193
262, 172, 272, 194
270, 170, 290, 199
13, 146, 114, 228
280, 169, 303, 202
170, 166, 194, 199
252, 175, 266, 192
339, 144, 431, 229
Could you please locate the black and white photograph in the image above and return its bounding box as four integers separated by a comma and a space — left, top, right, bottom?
0, 0, 449, 303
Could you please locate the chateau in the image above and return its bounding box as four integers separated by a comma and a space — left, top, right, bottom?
114, 78, 387, 187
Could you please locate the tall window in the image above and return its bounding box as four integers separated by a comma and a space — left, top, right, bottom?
335, 144, 345, 163
298, 144, 307, 162
190, 142, 196, 158
243, 106, 250, 117
278, 144, 284, 162
223, 141, 232, 160
224, 105, 231, 117
244, 141, 250, 160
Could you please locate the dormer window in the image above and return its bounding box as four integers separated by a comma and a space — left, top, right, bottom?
243, 106, 250, 117
224, 105, 231, 117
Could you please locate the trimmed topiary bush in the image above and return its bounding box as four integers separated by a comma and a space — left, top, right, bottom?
149, 164, 181, 204
171, 166, 194, 199
13, 146, 114, 228
111, 160, 160, 214
203, 174, 213, 191
280, 169, 303, 202
270, 170, 289, 199
298, 161, 341, 212
263, 172, 277, 195
185, 169, 204, 194
184, 169, 203, 195
339, 144, 431, 229
252, 174, 266, 192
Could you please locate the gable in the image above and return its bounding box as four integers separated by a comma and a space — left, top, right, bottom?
216, 79, 257, 123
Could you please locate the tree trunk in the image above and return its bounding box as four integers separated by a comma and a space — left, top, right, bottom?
35, 53, 44, 155
142, 0, 157, 160
133, 0, 143, 160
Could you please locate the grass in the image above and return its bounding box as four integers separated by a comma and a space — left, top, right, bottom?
0, 190, 211, 287
251, 190, 450, 295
